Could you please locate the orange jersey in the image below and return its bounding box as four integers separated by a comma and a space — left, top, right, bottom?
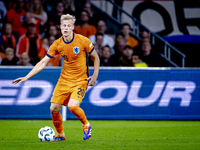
74, 25, 97, 38
47, 33, 94, 83
127, 36, 139, 49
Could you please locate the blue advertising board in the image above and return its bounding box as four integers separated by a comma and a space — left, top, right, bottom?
0, 67, 199, 120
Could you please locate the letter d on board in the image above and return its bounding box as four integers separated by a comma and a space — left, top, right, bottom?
16, 80, 53, 105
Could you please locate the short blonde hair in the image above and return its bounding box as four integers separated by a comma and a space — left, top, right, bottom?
60, 14, 76, 24
5, 47, 14, 54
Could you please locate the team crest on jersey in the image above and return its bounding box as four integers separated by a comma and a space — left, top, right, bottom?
73, 47, 80, 55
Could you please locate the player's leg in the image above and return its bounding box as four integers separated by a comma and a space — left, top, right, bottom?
68, 99, 89, 126
50, 103, 63, 133
68, 83, 89, 125
68, 83, 92, 140
68, 99, 92, 140
50, 81, 71, 141
50, 102, 66, 141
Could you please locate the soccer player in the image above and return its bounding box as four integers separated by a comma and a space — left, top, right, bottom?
12, 14, 100, 141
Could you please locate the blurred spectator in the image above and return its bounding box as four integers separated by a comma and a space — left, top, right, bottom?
16, 22, 43, 65
95, 33, 104, 52
141, 31, 150, 42
100, 45, 114, 66
49, 25, 59, 38
0, 1, 7, 34
36, 37, 48, 59
28, 0, 48, 34
0, 22, 17, 53
140, 40, 169, 67
132, 51, 148, 67
112, 32, 126, 61
0, 52, 5, 64
121, 23, 139, 49
48, 1, 65, 29
74, 10, 97, 38
40, 36, 61, 66
1, 47, 18, 65
44, 24, 60, 39
17, 52, 33, 66
19, 12, 39, 36
62, 0, 76, 16
48, 35, 56, 46
89, 20, 115, 51
83, 2, 99, 27
119, 45, 134, 66
5, 0, 27, 39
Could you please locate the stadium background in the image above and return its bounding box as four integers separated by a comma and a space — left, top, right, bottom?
0, 0, 200, 120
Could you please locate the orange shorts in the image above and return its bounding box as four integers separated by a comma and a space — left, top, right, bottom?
50, 81, 88, 106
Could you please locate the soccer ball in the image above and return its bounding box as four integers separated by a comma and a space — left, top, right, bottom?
38, 126, 55, 142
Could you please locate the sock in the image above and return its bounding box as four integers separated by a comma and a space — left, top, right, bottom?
68, 106, 89, 126
51, 111, 64, 135
59, 133, 65, 137
85, 122, 90, 126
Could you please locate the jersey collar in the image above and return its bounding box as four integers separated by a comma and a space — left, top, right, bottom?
62, 33, 74, 44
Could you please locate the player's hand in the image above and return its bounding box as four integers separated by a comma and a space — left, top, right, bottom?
12, 77, 27, 85
87, 76, 97, 86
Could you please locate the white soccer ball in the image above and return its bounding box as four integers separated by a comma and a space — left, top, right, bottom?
38, 126, 55, 142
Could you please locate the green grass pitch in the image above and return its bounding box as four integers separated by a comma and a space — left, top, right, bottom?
0, 120, 199, 150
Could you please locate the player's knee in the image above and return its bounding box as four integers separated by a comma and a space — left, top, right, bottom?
68, 99, 80, 107
50, 105, 58, 112
50, 104, 61, 112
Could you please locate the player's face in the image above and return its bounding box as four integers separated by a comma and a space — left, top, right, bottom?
60, 19, 74, 37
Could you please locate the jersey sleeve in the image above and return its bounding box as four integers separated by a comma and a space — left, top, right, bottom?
83, 37, 94, 54
46, 41, 58, 58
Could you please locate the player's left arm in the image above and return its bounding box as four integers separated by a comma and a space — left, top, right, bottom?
88, 49, 100, 86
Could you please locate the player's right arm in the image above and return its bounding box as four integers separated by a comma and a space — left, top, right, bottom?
12, 56, 51, 85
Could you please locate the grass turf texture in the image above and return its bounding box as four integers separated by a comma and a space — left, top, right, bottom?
0, 120, 199, 150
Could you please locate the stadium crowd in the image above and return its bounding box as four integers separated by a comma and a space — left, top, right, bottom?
0, 0, 170, 67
